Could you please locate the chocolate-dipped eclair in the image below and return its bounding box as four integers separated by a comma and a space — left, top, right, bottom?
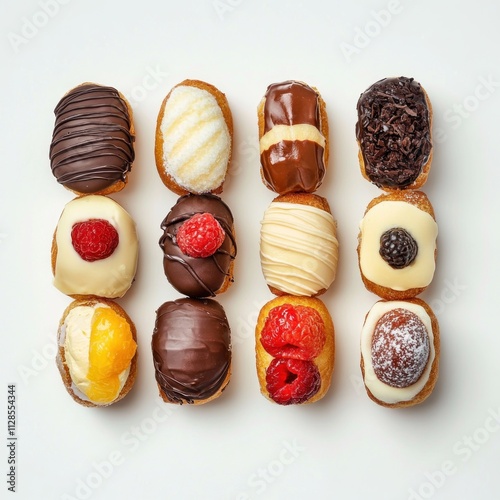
50, 83, 135, 195
355, 76, 432, 190
258, 80, 329, 194
152, 298, 232, 405
159, 194, 236, 298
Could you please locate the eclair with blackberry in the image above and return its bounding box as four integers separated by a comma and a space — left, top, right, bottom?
357, 190, 437, 300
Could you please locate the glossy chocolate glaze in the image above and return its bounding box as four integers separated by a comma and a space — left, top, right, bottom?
261, 81, 325, 194
152, 298, 231, 404
159, 194, 236, 298
50, 84, 135, 193
356, 77, 432, 189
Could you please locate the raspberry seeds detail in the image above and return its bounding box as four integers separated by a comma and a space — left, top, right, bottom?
176, 213, 225, 258
266, 358, 321, 405
71, 219, 119, 262
260, 304, 326, 360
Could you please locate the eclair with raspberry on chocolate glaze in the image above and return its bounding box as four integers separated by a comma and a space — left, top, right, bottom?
159, 194, 236, 298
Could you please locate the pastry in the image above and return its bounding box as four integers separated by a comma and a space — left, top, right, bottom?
155, 79, 233, 195
159, 193, 236, 298
360, 298, 439, 408
355, 76, 432, 190
255, 295, 334, 405
357, 190, 437, 300
49, 83, 135, 195
152, 298, 231, 405
260, 192, 338, 297
56, 298, 137, 407
258, 80, 329, 194
51, 195, 139, 298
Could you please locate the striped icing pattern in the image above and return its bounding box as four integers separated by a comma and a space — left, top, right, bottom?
260, 202, 338, 296
160, 85, 231, 193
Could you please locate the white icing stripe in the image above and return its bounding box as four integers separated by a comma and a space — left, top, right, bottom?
160, 85, 230, 193
359, 200, 438, 291
53, 195, 138, 298
259, 124, 325, 153
260, 202, 338, 296
360, 301, 435, 404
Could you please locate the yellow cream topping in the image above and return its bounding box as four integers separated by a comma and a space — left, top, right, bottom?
359, 200, 438, 291
63, 304, 136, 404
260, 202, 338, 296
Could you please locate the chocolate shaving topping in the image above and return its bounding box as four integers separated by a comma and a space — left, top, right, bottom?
355, 77, 432, 188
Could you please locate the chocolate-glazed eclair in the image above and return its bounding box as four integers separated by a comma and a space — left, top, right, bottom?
152, 298, 232, 405
258, 80, 329, 194
159, 194, 236, 298
355, 77, 432, 190
50, 83, 135, 195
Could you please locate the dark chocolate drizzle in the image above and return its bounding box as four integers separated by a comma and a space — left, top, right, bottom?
355, 77, 432, 189
261, 80, 325, 194
159, 194, 237, 298
49, 84, 135, 193
152, 298, 231, 404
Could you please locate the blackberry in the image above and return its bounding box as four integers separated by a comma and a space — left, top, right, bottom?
379, 227, 418, 269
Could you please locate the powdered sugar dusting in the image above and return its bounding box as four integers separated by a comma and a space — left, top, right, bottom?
371, 308, 429, 388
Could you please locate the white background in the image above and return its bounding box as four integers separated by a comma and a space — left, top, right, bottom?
1, 1, 499, 499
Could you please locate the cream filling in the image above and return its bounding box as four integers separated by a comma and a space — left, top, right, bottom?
260, 202, 338, 296
61, 304, 130, 405
259, 124, 325, 153
361, 301, 435, 404
160, 85, 231, 193
359, 201, 437, 291
53, 195, 138, 298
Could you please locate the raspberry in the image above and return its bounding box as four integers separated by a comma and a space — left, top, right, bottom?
266, 358, 321, 405
260, 304, 326, 360
176, 213, 225, 258
71, 219, 119, 262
